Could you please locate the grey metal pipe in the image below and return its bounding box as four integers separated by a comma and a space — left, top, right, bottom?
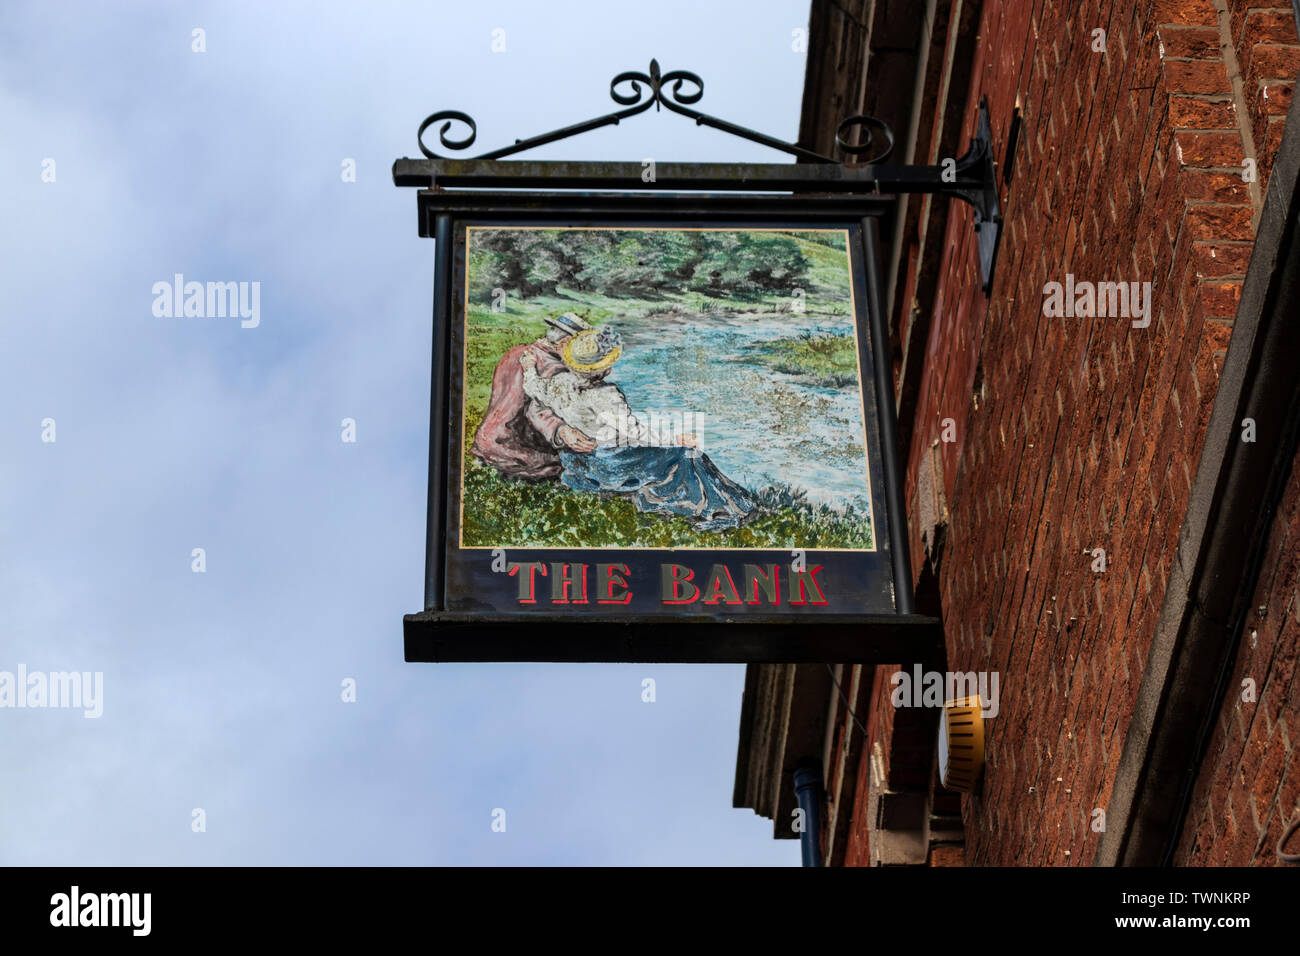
793, 764, 825, 867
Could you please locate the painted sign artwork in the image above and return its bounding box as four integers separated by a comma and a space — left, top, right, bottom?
445, 224, 896, 617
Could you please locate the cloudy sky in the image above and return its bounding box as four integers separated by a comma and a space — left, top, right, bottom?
0, 1, 808, 864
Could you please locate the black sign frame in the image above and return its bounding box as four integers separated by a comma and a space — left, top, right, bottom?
401, 190, 941, 662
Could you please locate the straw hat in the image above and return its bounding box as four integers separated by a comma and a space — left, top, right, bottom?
562, 328, 622, 374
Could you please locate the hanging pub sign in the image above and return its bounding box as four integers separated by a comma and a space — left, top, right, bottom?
394, 61, 1002, 662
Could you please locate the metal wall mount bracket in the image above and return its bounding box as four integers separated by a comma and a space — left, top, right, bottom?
394, 59, 1004, 292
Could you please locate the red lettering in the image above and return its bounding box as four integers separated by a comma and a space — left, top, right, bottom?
550, 563, 589, 603
743, 563, 781, 605
507, 561, 547, 603
661, 563, 700, 604
597, 563, 633, 604
788, 566, 828, 605
702, 564, 743, 605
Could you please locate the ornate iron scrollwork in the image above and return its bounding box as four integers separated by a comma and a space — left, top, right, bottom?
417, 110, 478, 157
835, 115, 894, 162
609, 60, 703, 110
416, 59, 894, 164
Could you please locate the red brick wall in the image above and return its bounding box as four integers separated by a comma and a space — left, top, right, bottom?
1167, 0, 1300, 868
1174, 441, 1300, 865
841, 667, 888, 868
830, 0, 1299, 866
1228, 2, 1300, 181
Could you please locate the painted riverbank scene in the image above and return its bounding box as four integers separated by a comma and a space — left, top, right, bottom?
458, 226, 880, 551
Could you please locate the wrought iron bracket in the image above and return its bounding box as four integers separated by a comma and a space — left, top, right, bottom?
395, 61, 1004, 293
414, 58, 890, 165
949, 99, 1002, 295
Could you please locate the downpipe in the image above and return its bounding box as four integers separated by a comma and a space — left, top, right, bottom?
793, 764, 825, 867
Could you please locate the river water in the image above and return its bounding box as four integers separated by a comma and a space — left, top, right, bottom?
603, 311, 874, 510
